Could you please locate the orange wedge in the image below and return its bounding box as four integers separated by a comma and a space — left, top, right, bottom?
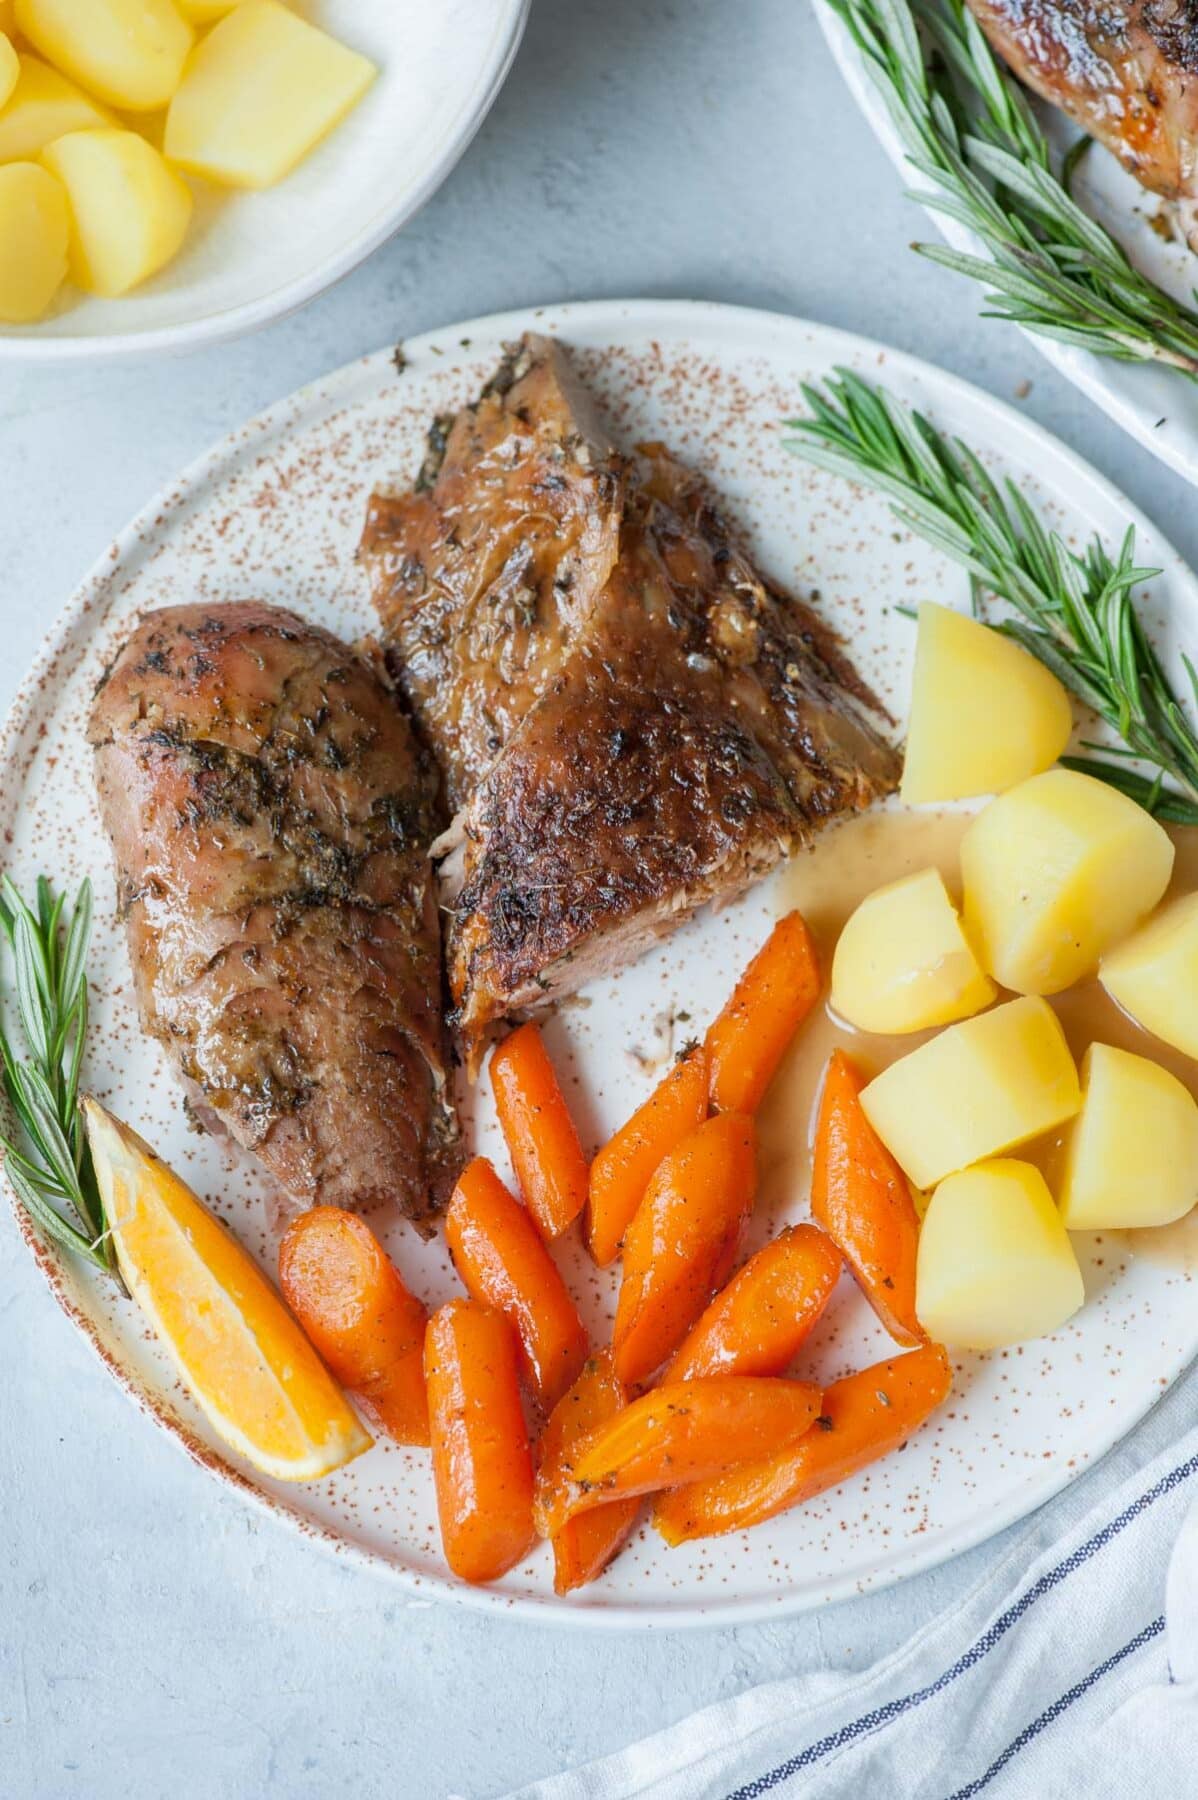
83, 1097, 372, 1482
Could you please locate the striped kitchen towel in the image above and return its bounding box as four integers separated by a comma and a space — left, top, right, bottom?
510, 1423, 1198, 1799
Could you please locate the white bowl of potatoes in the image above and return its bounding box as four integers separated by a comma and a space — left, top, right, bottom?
0, 0, 529, 359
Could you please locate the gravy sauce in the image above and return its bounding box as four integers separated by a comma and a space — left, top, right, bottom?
758, 806, 1198, 1273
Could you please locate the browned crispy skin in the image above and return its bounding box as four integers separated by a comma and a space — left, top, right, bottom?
359, 337, 626, 810
966, 0, 1198, 202
88, 601, 456, 1226
442, 478, 897, 1055
362, 336, 900, 1066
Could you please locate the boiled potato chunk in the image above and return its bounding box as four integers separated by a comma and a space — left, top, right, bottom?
176, 0, 236, 17
1101, 892, 1198, 1060
831, 866, 996, 1034
0, 54, 114, 162
961, 768, 1173, 995
1058, 1044, 1198, 1230
164, 0, 376, 190
916, 1159, 1084, 1350
901, 603, 1073, 804
0, 34, 17, 110
0, 157, 66, 320
40, 128, 191, 297
860, 995, 1080, 1190
15, 0, 192, 111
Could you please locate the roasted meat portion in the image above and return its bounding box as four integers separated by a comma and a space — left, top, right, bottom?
89, 601, 456, 1225
966, 0, 1198, 212
362, 336, 900, 1066
360, 336, 626, 810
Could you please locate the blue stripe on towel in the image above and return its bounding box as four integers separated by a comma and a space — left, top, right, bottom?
944, 1617, 1165, 1800
726, 1455, 1198, 1800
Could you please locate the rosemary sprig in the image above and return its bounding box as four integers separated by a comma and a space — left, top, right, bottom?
828, 0, 1198, 377
785, 368, 1198, 824
0, 875, 115, 1272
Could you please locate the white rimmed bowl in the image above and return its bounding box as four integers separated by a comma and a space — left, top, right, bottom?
0, 0, 528, 362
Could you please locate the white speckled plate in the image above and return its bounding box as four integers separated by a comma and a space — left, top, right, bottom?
815, 1, 1198, 489
7, 299, 1198, 1627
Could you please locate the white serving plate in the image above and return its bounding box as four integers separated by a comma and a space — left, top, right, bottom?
0, 0, 528, 362
816, 0, 1198, 489
6, 298, 1197, 1628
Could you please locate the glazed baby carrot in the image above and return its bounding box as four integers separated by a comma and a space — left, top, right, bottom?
445, 1156, 589, 1412
491, 1021, 589, 1239
665, 1224, 843, 1382
706, 911, 821, 1114
586, 1044, 709, 1267
613, 1112, 757, 1386
653, 1342, 951, 1546
278, 1206, 429, 1446
811, 1049, 925, 1346
536, 1376, 822, 1537
537, 1352, 640, 1594
424, 1300, 537, 1585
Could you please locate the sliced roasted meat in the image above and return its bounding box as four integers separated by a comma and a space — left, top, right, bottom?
359, 335, 626, 809
965, 1, 1198, 215
362, 336, 900, 1067
89, 601, 456, 1226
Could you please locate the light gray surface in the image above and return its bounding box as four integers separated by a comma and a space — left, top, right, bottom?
2, 4, 1196, 1796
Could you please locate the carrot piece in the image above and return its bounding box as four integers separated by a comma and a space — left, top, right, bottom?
536, 1376, 822, 1537
424, 1300, 537, 1585
491, 1021, 589, 1239
706, 911, 821, 1114
612, 1113, 757, 1386
653, 1343, 951, 1545
811, 1049, 925, 1346
665, 1223, 842, 1382
586, 1044, 709, 1267
445, 1156, 589, 1411
277, 1206, 429, 1446
537, 1351, 640, 1594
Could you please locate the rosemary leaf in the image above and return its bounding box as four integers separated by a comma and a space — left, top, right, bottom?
786, 369, 1198, 820
0, 877, 114, 1275
827, 0, 1198, 378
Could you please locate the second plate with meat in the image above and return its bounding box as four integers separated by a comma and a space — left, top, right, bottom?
8, 298, 1198, 1625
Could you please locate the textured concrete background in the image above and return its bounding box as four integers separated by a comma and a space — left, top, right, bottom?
3, 3, 1197, 1795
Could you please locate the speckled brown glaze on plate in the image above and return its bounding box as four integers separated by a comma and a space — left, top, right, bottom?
6, 300, 1198, 1628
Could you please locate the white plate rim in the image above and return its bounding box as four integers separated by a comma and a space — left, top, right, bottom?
6, 295, 1196, 1630
0, 1, 530, 366
813, 0, 1198, 492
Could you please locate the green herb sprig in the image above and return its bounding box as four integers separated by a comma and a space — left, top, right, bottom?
786, 368, 1198, 824
0, 876, 114, 1272
828, 0, 1198, 377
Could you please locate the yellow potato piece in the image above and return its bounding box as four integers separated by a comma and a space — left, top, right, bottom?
41, 127, 191, 297
0, 5, 15, 39
831, 866, 996, 1035
1058, 1043, 1198, 1231
0, 54, 114, 162
961, 768, 1173, 995
15, 0, 192, 111
1101, 891, 1198, 1060
0, 156, 66, 320
176, 0, 236, 18
916, 1159, 1085, 1350
0, 34, 18, 109
860, 995, 1081, 1190
84, 1098, 371, 1482
165, 0, 376, 189
901, 603, 1073, 804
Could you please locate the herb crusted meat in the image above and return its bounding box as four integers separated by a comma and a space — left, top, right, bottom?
89, 601, 456, 1226
362, 336, 900, 1068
